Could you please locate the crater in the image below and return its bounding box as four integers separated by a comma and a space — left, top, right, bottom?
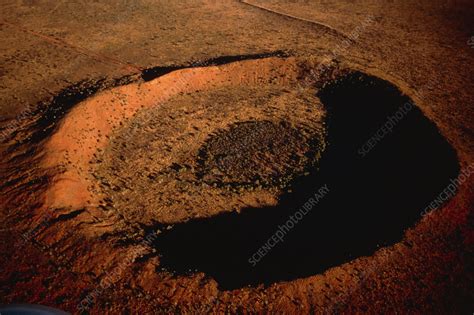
36, 56, 460, 292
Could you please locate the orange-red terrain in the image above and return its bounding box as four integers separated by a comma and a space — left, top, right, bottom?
1, 0, 473, 314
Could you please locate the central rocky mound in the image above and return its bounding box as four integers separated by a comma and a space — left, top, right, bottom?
197, 120, 321, 187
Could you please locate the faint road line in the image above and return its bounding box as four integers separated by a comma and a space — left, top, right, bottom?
239, 0, 354, 42
0, 20, 143, 73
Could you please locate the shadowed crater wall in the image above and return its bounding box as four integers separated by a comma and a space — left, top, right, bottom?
152, 71, 460, 290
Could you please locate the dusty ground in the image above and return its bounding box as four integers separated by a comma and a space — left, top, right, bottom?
0, 0, 473, 314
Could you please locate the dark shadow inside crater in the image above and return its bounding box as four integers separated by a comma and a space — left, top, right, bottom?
151, 71, 460, 290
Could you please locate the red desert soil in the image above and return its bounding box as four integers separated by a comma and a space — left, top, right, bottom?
1, 0, 473, 314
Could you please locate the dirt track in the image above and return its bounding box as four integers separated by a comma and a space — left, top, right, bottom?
1, 0, 473, 314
